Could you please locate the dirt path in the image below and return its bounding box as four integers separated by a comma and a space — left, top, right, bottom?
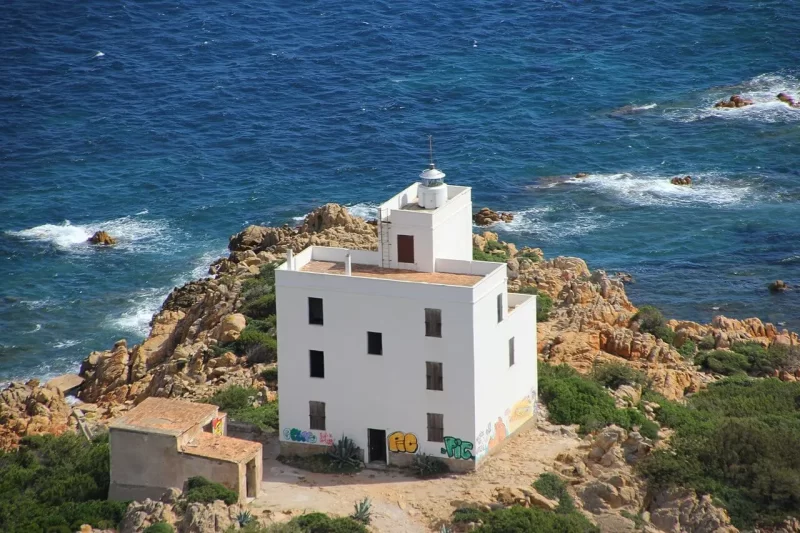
250, 423, 582, 532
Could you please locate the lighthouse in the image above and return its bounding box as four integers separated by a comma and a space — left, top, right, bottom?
417, 136, 448, 209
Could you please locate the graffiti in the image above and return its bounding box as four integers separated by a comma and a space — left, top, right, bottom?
281, 428, 334, 445
212, 417, 224, 436
507, 395, 535, 433
475, 389, 537, 460
387, 431, 418, 453
283, 428, 317, 443
440, 436, 474, 460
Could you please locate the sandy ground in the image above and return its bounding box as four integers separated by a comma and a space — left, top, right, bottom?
250, 423, 582, 533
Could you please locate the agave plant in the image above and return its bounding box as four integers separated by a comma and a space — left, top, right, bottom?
350, 497, 372, 524
439, 525, 454, 533
236, 510, 255, 527
328, 436, 362, 469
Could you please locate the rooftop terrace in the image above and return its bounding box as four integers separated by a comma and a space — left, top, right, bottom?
301, 260, 483, 287
181, 431, 262, 463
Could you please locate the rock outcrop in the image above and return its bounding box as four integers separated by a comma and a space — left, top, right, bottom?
0, 379, 74, 450
88, 231, 116, 245
670, 176, 692, 186
473, 207, 514, 226
649, 488, 738, 533
714, 95, 754, 108
119, 488, 245, 533
777, 92, 800, 108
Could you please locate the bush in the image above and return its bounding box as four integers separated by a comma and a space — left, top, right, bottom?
632, 305, 674, 344
241, 293, 277, 320
533, 473, 576, 514
677, 339, 696, 359
0, 433, 128, 532
412, 453, 450, 478
261, 366, 278, 383
290, 512, 368, 532
473, 246, 508, 262
638, 378, 800, 527
452, 505, 599, 532
185, 476, 237, 505
234, 325, 277, 361
539, 364, 659, 440
205, 386, 278, 431
144, 523, 175, 533
515, 286, 553, 322
591, 362, 648, 390
207, 385, 256, 411
695, 350, 750, 376
697, 335, 716, 350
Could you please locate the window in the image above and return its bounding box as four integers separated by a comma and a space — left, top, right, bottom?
308, 297, 323, 325
309, 350, 325, 378
497, 293, 504, 323
425, 308, 442, 337
309, 401, 326, 430
426, 361, 443, 391
367, 331, 383, 355
397, 234, 415, 263
509, 337, 515, 367
427, 413, 444, 442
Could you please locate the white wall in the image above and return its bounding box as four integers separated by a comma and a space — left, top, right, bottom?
432, 188, 473, 264
472, 284, 538, 463
276, 275, 476, 462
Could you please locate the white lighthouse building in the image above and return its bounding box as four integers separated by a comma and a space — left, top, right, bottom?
275, 157, 538, 471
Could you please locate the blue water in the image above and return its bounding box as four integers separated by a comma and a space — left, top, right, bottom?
2, 0, 800, 382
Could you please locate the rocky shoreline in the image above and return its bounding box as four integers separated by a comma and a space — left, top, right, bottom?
2, 203, 799, 531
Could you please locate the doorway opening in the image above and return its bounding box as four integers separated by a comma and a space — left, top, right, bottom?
246, 458, 257, 499
367, 429, 387, 464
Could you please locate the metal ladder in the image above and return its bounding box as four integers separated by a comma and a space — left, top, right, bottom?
378, 206, 391, 268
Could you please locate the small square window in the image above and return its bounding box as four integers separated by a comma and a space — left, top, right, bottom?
310, 350, 325, 378
367, 331, 383, 355
427, 413, 444, 442
425, 308, 442, 337
426, 361, 443, 391
309, 297, 324, 325
309, 401, 326, 430
509, 337, 515, 367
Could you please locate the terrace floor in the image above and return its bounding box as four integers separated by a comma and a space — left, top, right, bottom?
301, 261, 483, 287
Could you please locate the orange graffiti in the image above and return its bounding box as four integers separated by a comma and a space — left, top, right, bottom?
507, 396, 534, 433
488, 417, 507, 450
387, 431, 418, 453
212, 417, 223, 436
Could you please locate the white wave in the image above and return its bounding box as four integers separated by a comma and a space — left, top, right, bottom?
94, 51, 105, 58
632, 103, 657, 111
487, 206, 611, 241
136, 209, 149, 215
566, 172, 752, 207
24, 324, 42, 334
20, 298, 57, 310
346, 202, 378, 220
668, 73, 800, 123
53, 340, 81, 349
7, 215, 170, 252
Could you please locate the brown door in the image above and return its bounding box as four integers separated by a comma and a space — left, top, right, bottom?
397, 235, 414, 263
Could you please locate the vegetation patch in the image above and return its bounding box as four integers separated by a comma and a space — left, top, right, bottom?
0, 433, 128, 533
230, 264, 279, 363
184, 476, 237, 505
515, 285, 553, 322
694, 342, 800, 377
412, 453, 450, 478
591, 362, 648, 390
144, 523, 175, 533
234, 513, 368, 533
532, 472, 576, 514
277, 454, 362, 474
451, 505, 599, 532
473, 246, 507, 263
206, 386, 278, 432
539, 363, 658, 440
631, 305, 674, 345
638, 377, 800, 528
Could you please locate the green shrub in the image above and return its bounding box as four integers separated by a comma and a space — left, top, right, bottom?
412, 453, 450, 478
207, 385, 256, 411
241, 293, 276, 320
677, 339, 696, 359
261, 366, 278, 383
591, 362, 648, 390
533, 473, 576, 514
452, 505, 599, 532
290, 512, 368, 533
697, 335, 716, 350
144, 523, 175, 533
473, 247, 507, 262
638, 378, 800, 527
632, 305, 674, 344
185, 476, 237, 505
0, 433, 128, 533
539, 364, 659, 440
234, 326, 277, 361
205, 386, 278, 431
695, 350, 750, 376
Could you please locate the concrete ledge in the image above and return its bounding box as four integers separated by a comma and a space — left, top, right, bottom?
109, 482, 170, 502
388, 451, 475, 473
279, 440, 330, 457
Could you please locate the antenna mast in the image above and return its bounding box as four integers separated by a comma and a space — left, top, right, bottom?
428, 135, 434, 167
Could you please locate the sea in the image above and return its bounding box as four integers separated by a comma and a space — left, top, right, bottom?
2, 0, 799, 383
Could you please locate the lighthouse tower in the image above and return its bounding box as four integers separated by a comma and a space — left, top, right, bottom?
417, 138, 448, 209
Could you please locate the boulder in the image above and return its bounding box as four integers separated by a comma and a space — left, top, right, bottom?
769, 280, 788, 293
87, 231, 116, 245
777, 92, 800, 108
649, 488, 738, 533
217, 313, 246, 343
473, 207, 514, 226
179, 500, 242, 533
670, 176, 692, 186
713, 94, 754, 109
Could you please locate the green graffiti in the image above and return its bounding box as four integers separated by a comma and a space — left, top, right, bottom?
440, 436, 474, 460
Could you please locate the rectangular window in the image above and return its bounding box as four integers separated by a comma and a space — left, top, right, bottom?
308, 297, 324, 325
309, 401, 326, 430
509, 337, 515, 367
427, 413, 444, 442
426, 361, 443, 391
425, 308, 442, 337
309, 350, 325, 378
497, 293, 504, 323
367, 331, 383, 355
397, 234, 415, 263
